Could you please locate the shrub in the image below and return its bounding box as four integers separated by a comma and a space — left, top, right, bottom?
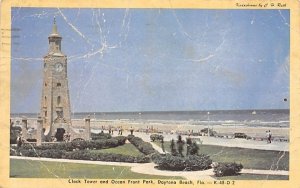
16, 148, 64, 158
10, 148, 18, 156
10, 137, 17, 145
91, 133, 112, 140
10, 130, 20, 144
64, 150, 150, 163
20, 138, 125, 151
127, 134, 135, 141
114, 136, 127, 145
19, 149, 39, 157
39, 149, 64, 158
213, 162, 243, 177
188, 142, 199, 156
152, 153, 212, 171
177, 135, 185, 157
127, 135, 156, 155
170, 139, 178, 156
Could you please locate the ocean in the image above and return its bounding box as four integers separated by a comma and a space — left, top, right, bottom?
11, 109, 289, 127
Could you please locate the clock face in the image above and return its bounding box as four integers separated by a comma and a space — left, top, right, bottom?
55, 63, 63, 72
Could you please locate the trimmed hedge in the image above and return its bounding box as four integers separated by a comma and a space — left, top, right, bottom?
152, 153, 212, 171
11, 148, 150, 163
12, 149, 64, 158
213, 162, 243, 177
20, 136, 127, 151
64, 150, 150, 163
114, 136, 127, 145
127, 135, 157, 155
91, 133, 112, 140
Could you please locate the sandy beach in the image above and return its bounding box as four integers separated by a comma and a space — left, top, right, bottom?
12, 117, 289, 138
10, 117, 289, 151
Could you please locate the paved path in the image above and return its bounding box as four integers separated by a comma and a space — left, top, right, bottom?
131, 163, 216, 180
11, 156, 289, 179
149, 142, 168, 154
131, 163, 289, 180
10, 156, 139, 167
127, 131, 288, 151
147, 139, 289, 179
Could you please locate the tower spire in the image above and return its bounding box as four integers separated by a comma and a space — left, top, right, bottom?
52, 16, 58, 35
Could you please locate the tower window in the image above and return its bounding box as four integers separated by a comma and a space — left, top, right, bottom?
57, 83, 61, 87
57, 96, 61, 106
44, 63, 46, 68
45, 83, 47, 87
44, 96, 47, 106
45, 111, 47, 117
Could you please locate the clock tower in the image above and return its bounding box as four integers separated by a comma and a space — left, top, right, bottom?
40, 18, 72, 141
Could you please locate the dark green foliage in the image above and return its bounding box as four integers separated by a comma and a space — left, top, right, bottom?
152, 153, 212, 171
18, 149, 39, 157
184, 155, 212, 171
10, 148, 18, 156
127, 135, 156, 155
10, 133, 18, 144
10, 129, 20, 144
189, 142, 200, 155
13, 146, 150, 163
91, 132, 112, 140
186, 137, 192, 156
150, 134, 164, 142
11, 126, 22, 131
213, 162, 243, 177
64, 150, 150, 163
170, 139, 178, 156
19, 137, 125, 151
177, 135, 185, 157
127, 134, 135, 140
13, 149, 64, 158
10, 123, 22, 144
114, 136, 127, 145
39, 149, 64, 158
186, 137, 192, 145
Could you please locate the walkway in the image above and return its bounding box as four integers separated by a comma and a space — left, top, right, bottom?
10, 156, 289, 180
149, 142, 168, 154
128, 131, 288, 151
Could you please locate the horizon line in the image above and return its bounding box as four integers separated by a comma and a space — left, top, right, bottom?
10, 108, 290, 115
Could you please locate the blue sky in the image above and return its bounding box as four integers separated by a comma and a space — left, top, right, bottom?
11, 8, 290, 113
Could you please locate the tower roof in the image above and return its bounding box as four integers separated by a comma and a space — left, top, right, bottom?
49, 17, 61, 38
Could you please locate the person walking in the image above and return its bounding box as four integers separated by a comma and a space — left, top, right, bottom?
266, 131, 270, 143
268, 130, 272, 143
130, 126, 134, 135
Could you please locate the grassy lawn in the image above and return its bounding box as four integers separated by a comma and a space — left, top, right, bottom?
214, 174, 289, 180
155, 141, 289, 171
10, 159, 183, 179
89, 144, 143, 157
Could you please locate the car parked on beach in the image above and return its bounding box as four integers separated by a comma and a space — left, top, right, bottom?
234, 133, 247, 139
